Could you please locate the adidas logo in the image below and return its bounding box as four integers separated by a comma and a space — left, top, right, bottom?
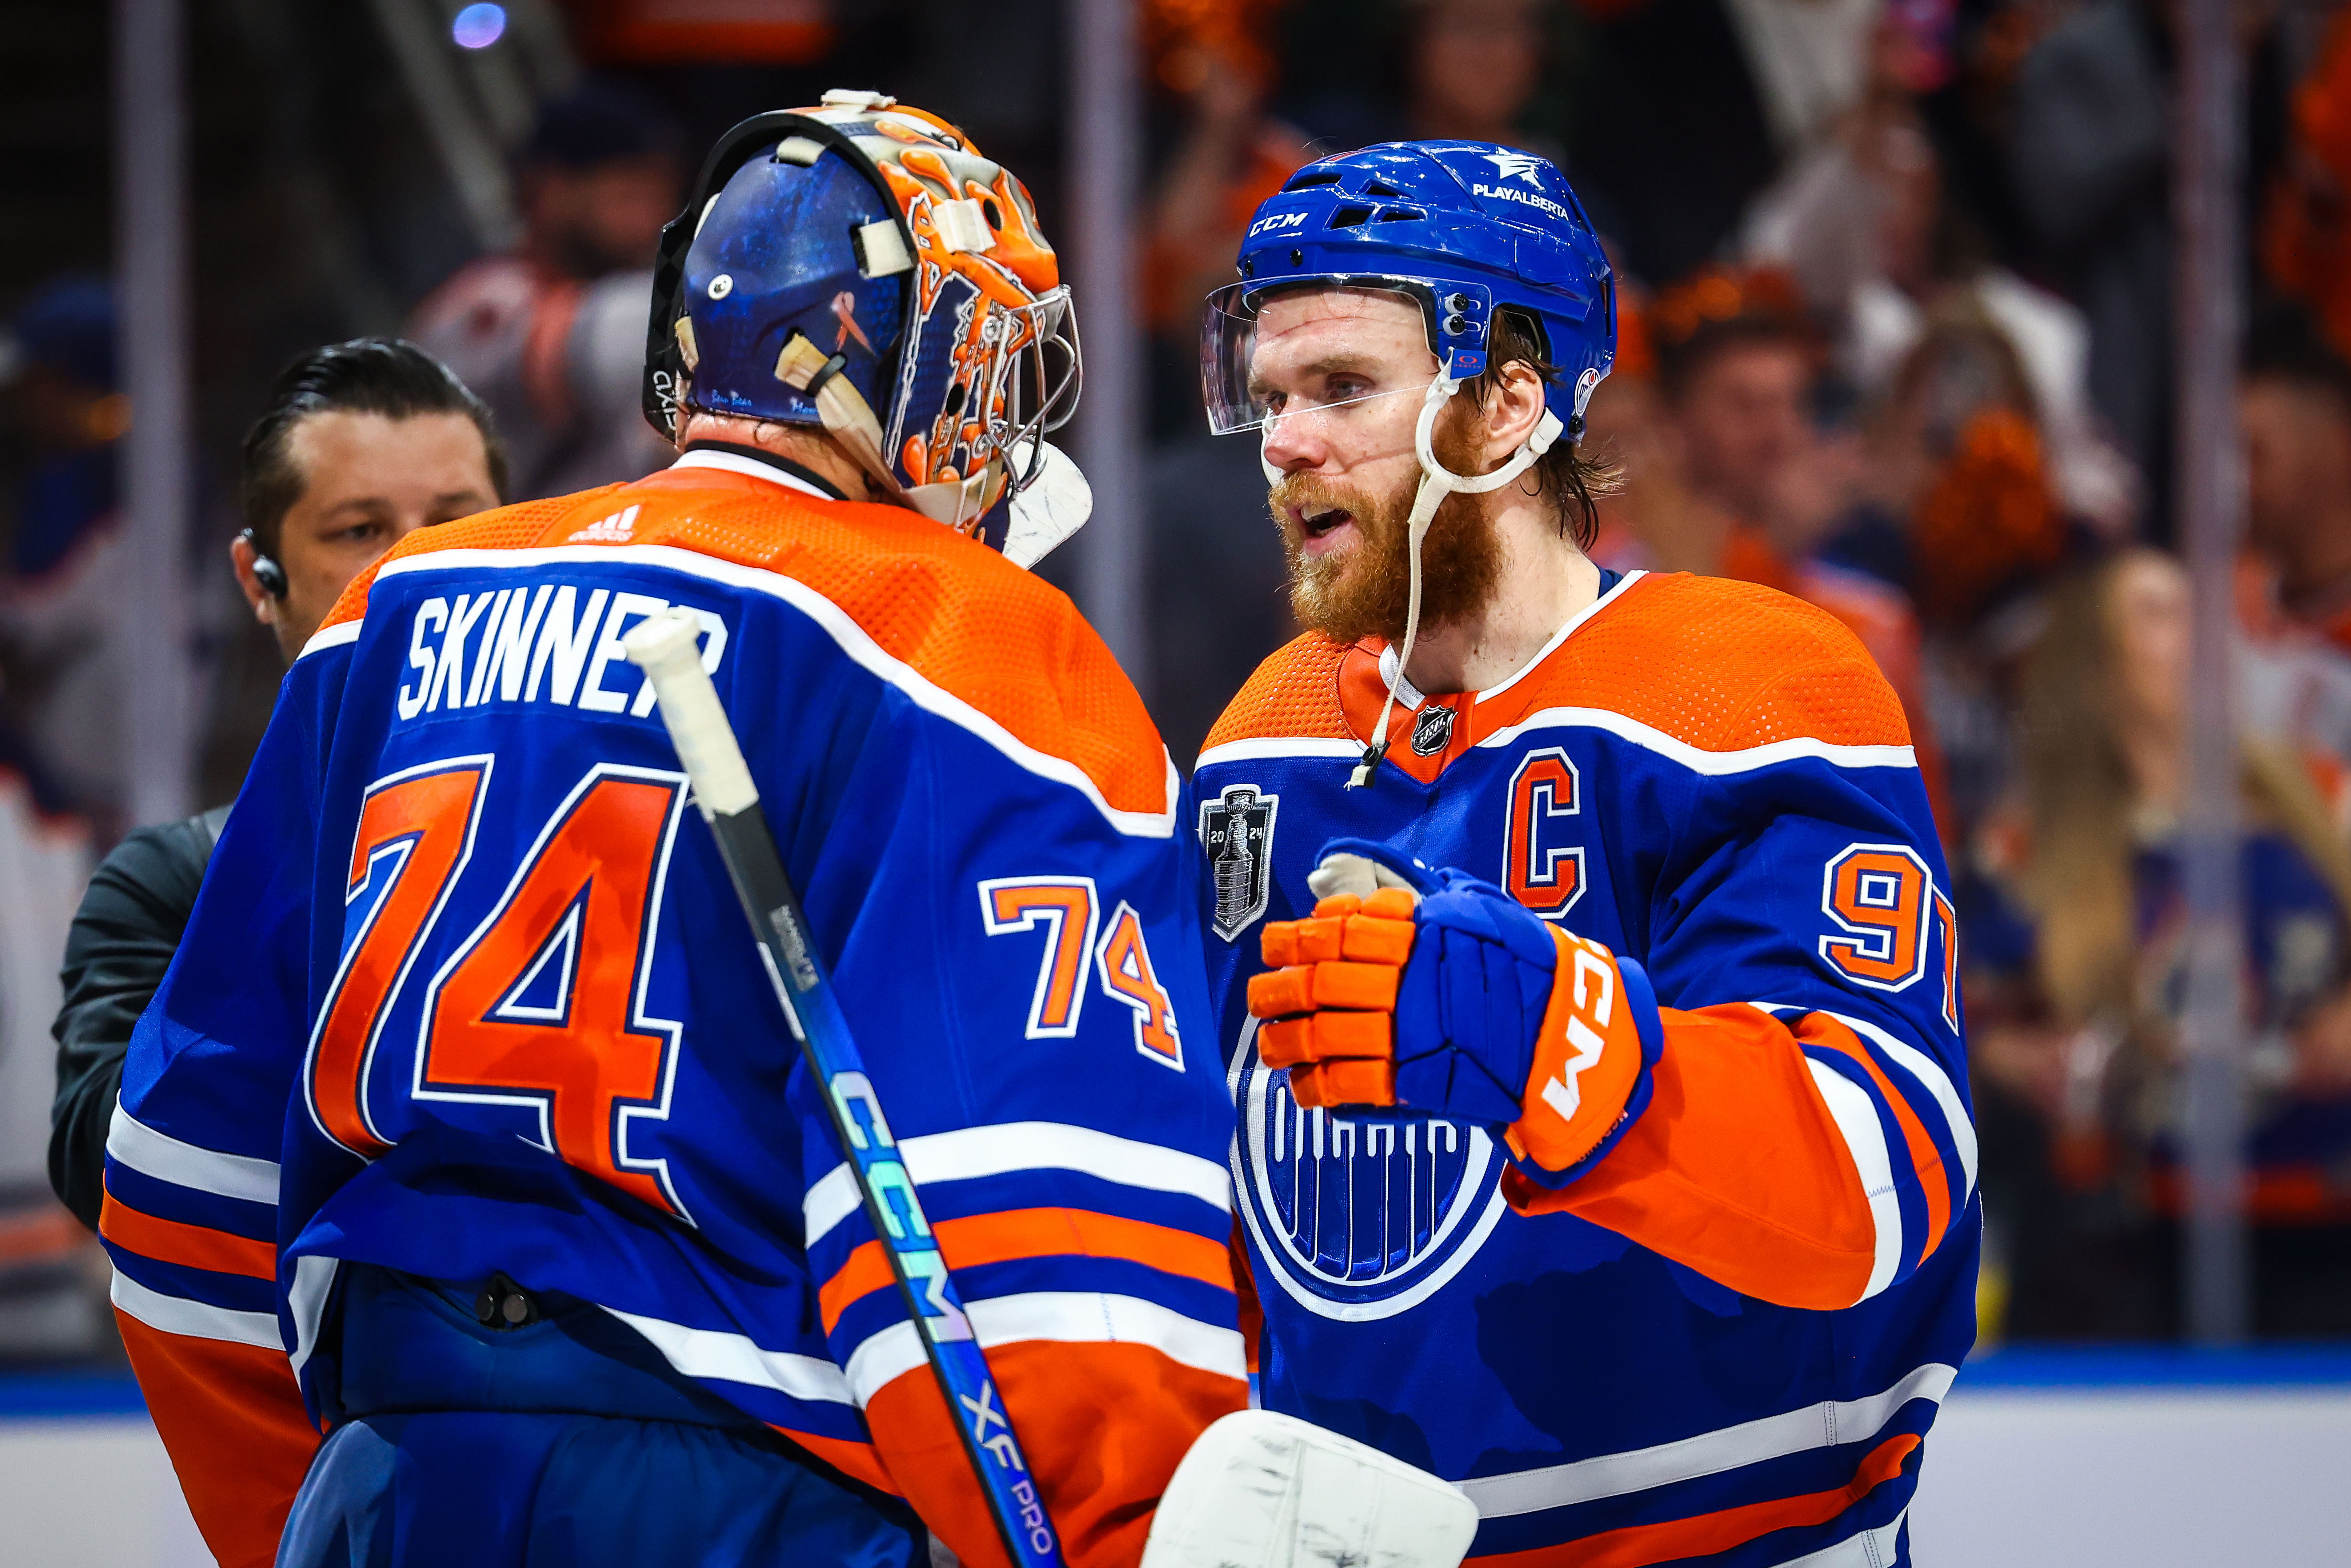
567, 504, 640, 544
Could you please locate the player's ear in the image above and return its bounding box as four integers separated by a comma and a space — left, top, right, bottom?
1485, 359, 1548, 461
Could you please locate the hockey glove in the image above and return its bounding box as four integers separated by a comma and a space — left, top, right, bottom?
1246, 837, 1663, 1183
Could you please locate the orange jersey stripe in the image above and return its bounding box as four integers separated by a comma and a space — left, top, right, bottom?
100, 1186, 278, 1280
864, 1339, 1244, 1568
818, 1207, 1234, 1332
116, 1309, 318, 1568
772, 1425, 897, 1497
1795, 1014, 1954, 1262
320, 468, 1170, 815
1465, 1432, 1920, 1568
1508, 1003, 1878, 1310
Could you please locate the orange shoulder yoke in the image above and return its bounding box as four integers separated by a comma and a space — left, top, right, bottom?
318, 471, 1170, 817
1502, 571, 1913, 752
1201, 633, 1354, 753
317, 489, 616, 634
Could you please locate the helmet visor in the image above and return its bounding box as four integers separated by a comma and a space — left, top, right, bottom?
1199, 277, 1446, 436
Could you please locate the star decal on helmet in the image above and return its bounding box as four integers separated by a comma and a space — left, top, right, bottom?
1483, 150, 1546, 185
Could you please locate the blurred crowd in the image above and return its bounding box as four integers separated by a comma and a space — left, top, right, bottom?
1140, 0, 2351, 1340
6, 0, 2351, 1352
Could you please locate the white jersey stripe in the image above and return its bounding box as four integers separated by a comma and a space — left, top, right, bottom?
1778, 1507, 1909, 1567
841, 1291, 1247, 1408
1194, 736, 1363, 770
601, 1307, 855, 1406
107, 1103, 281, 1206
1808, 1058, 1904, 1302
371, 545, 1179, 838
1196, 715, 1917, 777
296, 619, 363, 660
110, 1271, 285, 1351
1478, 706, 1918, 775
804, 1121, 1231, 1248
1823, 1010, 1979, 1199
1456, 1363, 1955, 1518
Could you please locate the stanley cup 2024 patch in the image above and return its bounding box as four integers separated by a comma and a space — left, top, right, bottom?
1200, 784, 1278, 943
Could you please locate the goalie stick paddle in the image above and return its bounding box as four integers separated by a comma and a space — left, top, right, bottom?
624, 607, 1063, 1568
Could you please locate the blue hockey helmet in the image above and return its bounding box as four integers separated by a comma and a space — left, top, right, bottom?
1204, 142, 1617, 789
1201, 141, 1614, 440
642, 92, 1086, 564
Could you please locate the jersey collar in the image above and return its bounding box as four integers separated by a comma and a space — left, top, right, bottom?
672, 442, 847, 502
1340, 568, 1650, 784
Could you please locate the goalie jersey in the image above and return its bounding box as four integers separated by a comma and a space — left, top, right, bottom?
99, 449, 1246, 1568
1192, 569, 1977, 1567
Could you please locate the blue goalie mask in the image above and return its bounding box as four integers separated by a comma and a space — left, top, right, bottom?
643, 92, 1087, 567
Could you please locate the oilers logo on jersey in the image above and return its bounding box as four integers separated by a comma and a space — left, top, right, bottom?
1200, 784, 1277, 941
1229, 1022, 1505, 1320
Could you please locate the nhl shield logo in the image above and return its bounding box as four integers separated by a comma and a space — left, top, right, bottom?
1410, 702, 1456, 757
1200, 784, 1277, 942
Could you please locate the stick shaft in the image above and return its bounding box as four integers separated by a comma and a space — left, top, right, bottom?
626, 611, 1062, 1568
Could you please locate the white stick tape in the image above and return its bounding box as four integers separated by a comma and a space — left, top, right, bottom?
624, 606, 759, 819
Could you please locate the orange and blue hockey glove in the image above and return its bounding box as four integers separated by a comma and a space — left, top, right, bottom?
1246, 838, 1662, 1183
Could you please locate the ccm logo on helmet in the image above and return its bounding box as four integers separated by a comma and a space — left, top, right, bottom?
1248, 211, 1309, 238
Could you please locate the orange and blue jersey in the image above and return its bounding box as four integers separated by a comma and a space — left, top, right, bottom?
100, 447, 1246, 1568
1190, 569, 1977, 1567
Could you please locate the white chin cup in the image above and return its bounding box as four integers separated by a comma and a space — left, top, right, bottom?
1000, 438, 1093, 569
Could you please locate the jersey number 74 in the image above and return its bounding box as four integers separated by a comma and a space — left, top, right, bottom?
303, 755, 697, 1222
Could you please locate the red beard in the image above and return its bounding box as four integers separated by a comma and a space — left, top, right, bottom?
1269, 425, 1504, 646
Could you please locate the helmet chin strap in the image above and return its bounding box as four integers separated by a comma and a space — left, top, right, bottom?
776, 335, 916, 505
1346, 362, 1564, 790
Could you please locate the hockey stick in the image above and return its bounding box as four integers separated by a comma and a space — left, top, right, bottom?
624, 608, 1062, 1568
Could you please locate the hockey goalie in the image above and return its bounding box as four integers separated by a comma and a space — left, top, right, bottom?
99, 95, 1259, 1568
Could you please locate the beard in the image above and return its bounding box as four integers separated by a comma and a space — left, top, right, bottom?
1270, 421, 1504, 646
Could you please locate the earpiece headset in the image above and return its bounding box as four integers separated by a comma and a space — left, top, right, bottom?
240, 528, 289, 598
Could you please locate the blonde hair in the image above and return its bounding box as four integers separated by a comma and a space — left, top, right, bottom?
2015, 561, 2137, 1026
2018, 551, 2351, 1027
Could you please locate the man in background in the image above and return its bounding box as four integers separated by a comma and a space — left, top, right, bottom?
0, 275, 132, 828
2244, 304, 2351, 658
409, 80, 679, 500
1650, 276, 1951, 830
48, 338, 504, 1231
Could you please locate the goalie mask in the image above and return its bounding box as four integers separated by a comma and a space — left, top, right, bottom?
642, 91, 1086, 567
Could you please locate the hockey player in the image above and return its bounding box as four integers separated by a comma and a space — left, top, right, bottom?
101, 96, 1243, 1568
1193, 143, 1976, 1564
